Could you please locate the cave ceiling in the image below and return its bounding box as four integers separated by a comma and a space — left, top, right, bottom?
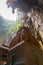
6, 0, 43, 13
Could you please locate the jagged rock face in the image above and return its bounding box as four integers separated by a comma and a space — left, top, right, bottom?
6, 0, 39, 13
6, 0, 43, 44
32, 10, 43, 42
39, 0, 43, 3
26, 9, 43, 44
6, 0, 43, 13
20, 9, 43, 44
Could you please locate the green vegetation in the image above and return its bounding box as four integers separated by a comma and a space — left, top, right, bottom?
0, 16, 21, 43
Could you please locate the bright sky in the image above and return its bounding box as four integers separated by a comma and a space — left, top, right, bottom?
0, 0, 18, 21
